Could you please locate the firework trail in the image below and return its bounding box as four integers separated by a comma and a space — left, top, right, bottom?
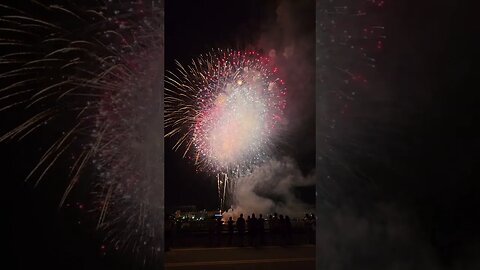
0, 0, 164, 262
165, 49, 286, 209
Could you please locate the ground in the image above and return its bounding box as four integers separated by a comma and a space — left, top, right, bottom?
165, 245, 315, 270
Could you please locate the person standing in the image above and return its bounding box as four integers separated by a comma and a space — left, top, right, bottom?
279, 215, 286, 245
227, 216, 234, 245
215, 217, 223, 246
251, 213, 258, 247
271, 213, 279, 245
258, 214, 265, 245
246, 215, 252, 246
285, 215, 293, 245
236, 213, 246, 246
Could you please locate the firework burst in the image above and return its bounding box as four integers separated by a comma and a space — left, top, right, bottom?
166, 49, 286, 174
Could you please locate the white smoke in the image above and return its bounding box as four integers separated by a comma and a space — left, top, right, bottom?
223, 157, 314, 220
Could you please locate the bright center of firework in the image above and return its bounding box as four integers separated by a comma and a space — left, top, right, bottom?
166, 50, 286, 172
194, 80, 269, 168
210, 88, 265, 163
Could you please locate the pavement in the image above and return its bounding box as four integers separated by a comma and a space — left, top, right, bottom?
165, 245, 315, 270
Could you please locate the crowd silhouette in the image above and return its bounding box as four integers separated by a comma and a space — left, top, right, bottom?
165, 212, 316, 250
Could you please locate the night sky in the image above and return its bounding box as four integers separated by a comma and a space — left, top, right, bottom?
2, 0, 478, 269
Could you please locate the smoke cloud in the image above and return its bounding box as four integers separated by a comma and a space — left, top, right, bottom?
223, 157, 314, 219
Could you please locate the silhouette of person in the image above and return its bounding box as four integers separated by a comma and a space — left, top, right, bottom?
268, 214, 274, 244
227, 217, 234, 245
246, 215, 252, 245
258, 214, 265, 245
272, 213, 279, 244
215, 217, 223, 245
279, 214, 286, 245
285, 215, 292, 245
250, 213, 258, 246
236, 213, 246, 246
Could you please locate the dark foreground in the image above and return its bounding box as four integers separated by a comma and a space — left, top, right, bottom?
165, 245, 315, 270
